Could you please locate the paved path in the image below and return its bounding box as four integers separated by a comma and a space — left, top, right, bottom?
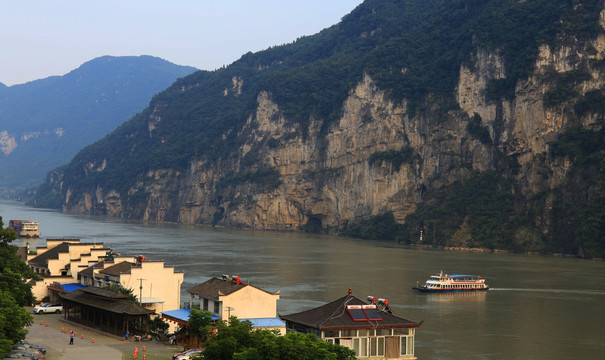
26, 308, 182, 360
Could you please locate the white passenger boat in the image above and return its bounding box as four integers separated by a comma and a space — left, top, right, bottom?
413, 270, 489, 292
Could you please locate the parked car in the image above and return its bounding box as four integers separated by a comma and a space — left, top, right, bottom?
172, 348, 203, 360
13, 344, 44, 355
6, 350, 45, 360
12, 345, 45, 356
32, 302, 63, 314
15, 341, 46, 354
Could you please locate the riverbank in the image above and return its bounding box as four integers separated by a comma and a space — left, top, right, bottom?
26, 307, 182, 360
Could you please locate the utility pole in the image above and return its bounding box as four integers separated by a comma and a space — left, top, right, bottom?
137, 278, 146, 305
226, 307, 235, 324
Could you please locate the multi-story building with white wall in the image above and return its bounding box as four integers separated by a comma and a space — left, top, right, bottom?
27, 239, 108, 301
162, 275, 285, 334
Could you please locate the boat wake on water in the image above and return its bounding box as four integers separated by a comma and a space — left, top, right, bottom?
489, 288, 605, 296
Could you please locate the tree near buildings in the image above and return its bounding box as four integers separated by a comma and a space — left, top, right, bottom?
187, 309, 213, 346
200, 317, 356, 360
0, 216, 37, 357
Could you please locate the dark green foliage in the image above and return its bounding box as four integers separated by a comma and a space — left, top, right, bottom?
149, 316, 169, 337
216, 167, 282, 192
369, 147, 414, 171
341, 212, 408, 243
344, 173, 524, 250
543, 87, 578, 108
0, 216, 36, 357
550, 190, 605, 258
550, 126, 605, 165
0, 290, 32, 357
574, 89, 605, 115
485, 78, 516, 102
466, 113, 492, 145
547, 126, 605, 258
542, 68, 591, 108
202, 317, 356, 360
187, 309, 214, 345
405, 172, 522, 249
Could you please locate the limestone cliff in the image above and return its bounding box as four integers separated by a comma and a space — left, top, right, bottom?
35, 0, 605, 256
53, 25, 604, 230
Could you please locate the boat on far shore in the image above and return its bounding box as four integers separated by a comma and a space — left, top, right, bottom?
9, 219, 40, 238
413, 270, 489, 292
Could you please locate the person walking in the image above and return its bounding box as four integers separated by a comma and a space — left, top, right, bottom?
69, 330, 74, 345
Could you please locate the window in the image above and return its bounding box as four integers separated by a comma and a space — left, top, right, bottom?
324, 330, 339, 338
393, 328, 409, 336
400, 336, 414, 356
353, 337, 368, 357
341, 329, 356, 337
213, 301, 219, 314
370, 337, 385, 356
203, 298, 208, 311
400, 337, 407, 355
376, 329, 391, 336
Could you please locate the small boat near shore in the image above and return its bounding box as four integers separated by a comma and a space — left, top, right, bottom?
413, 270, 489, 292
9, 219, 40, 238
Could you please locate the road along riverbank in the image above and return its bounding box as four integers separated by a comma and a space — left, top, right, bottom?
26, 307, 182, 360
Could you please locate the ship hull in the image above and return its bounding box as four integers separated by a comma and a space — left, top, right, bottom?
413, 286, 489, 292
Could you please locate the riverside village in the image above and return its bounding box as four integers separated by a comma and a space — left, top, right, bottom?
18, 238, 422, 359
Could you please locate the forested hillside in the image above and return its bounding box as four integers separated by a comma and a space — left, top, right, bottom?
34, 0, 605, 258
0, 56, 197, 196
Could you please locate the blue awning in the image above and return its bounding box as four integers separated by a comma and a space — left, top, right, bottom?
243, 317, 285, 328
61, 283, 87, 292
161, 308, 220, 324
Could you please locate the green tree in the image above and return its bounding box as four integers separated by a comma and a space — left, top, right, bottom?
202, 317, 355, 360
149, 316, 170, 338
187, 309, 213, 345
0, 216, 36, 357
0, 289, 33, 357
0, 217, 37, 306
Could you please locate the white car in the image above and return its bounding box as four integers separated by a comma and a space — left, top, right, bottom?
33, 302, 63, 314
173, 349, 203, 360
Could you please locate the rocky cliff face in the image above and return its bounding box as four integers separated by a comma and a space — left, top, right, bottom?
51, 12, 605, 236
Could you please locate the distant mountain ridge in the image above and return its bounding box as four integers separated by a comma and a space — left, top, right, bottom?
0, 55, 197, 196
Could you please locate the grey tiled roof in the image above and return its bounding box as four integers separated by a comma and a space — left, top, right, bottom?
60, 287, 153, 315
99, 261, 134, 276
188, 277, 247, 299
78, 262, 105, 276
280, 294, 422, 331
188, 277, 276, 299
28, 243, 71, 267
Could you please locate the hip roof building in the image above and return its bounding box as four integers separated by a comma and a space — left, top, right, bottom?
280, 289, 422, 359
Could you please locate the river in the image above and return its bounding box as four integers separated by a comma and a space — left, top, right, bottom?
1, 200, 604, 360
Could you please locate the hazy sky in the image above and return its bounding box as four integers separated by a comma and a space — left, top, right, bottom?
0, 1, 363, 86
